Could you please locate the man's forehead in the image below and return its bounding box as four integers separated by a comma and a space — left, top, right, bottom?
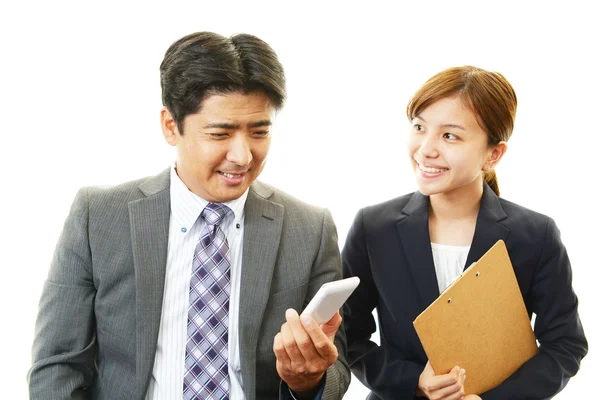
196, 92, 275, 125
201, 90, 273, 107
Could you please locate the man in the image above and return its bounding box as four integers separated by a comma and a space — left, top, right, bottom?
29, 31, 350, 400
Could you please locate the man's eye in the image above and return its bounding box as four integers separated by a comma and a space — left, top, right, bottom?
253, 130, 270, 136
209, 133, 229, 138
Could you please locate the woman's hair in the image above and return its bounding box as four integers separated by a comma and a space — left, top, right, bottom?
406, 66, 517, 196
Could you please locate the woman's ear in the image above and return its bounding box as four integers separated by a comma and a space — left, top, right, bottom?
483, 141, 508, 171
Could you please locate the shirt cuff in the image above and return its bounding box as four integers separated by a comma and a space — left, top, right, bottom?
284, 374, 327, 400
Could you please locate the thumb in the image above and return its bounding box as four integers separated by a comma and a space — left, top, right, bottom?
321, 311, 342, 341
424, 361, 435, 377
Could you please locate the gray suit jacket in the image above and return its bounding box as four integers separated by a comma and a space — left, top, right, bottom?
29, 169, 350, 400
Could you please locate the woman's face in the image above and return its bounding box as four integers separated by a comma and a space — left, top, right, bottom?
407, 96, 502, 197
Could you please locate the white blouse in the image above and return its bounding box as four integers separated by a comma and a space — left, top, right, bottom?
430, 242, 470, 294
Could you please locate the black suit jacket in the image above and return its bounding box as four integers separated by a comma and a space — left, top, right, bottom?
342, 185, 587, 399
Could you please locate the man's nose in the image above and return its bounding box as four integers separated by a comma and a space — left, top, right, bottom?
227, 134, 253, 166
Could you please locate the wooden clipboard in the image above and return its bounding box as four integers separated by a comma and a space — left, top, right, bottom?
413, 240, 539, 395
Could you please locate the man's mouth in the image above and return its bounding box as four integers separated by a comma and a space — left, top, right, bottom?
220, 172, 245, 179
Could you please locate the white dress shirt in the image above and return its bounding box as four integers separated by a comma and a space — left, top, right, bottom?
146, 166, 248, 400
430, 242, 470, 294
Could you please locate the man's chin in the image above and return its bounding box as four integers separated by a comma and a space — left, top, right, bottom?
211, 186, 249, 203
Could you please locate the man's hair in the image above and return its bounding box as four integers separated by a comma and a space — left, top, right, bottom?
160, 31, 286, 134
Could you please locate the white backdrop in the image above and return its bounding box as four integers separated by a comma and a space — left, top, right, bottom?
1, 1, 597, 398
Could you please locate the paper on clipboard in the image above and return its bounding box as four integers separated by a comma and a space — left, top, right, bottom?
413, 240, 539, 395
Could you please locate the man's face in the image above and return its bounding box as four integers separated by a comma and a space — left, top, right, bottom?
162, 91, 275, 202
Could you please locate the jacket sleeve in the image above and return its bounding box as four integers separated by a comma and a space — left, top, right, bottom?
280, 374, 326, 399
279, 208, 351, 400
481, 217, 588, 399
342, 209, 424, 399
28, 188, 97, 399
315, 209, 351, 400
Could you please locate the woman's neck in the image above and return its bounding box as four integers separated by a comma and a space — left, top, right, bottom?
427, 180, 484, 246
429, 180, 484, 221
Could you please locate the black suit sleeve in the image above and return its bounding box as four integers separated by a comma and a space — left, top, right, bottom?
342, 209, 424, 399
481, 217, 588, 399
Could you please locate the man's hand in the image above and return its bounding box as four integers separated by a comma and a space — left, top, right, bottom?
416, 361, 466, 400
273, 309, 342, 397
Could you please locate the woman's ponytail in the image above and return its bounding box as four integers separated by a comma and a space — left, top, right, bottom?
484, 170, 500, 196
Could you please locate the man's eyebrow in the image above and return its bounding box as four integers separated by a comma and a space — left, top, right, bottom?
203, 122, 240, 129
203, 120, 272, 129
248, 120, 272, 128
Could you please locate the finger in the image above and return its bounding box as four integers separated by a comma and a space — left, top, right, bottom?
435, 377, 464, 399
281, 312, 305, 365
300, 313, 338, 363
426, 366, 460, 391
285, 308, 321, 362
432, 367, 465, 399
320, 310, 342, 341
452, 366, 464, 380
443, 387, 466, 400
273, 332, 291, 365
449, 367, 465, 383
276, 359, 293, 382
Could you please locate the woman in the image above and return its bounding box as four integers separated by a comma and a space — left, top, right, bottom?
342, 66, 587, 399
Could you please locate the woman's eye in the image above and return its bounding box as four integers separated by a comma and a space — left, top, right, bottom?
414, 124, 424, 131
443, 132, 458, 140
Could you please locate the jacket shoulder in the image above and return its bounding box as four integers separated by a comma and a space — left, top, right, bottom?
81, 170, 169, 205
498, 197, 554, 231
252, 181, 326, 217
359, 192, 416, 224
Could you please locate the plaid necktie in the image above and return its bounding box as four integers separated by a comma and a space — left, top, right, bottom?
183, 202, 232, 400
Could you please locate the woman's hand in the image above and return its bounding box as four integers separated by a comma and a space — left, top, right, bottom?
416, 361, 466, 399
464, 395, 481, 400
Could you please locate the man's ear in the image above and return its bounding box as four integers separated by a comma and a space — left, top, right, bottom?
483, 141, 508, 171
160, 107, 179, 146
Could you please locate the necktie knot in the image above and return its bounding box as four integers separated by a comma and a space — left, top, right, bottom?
201, 202, 231, 226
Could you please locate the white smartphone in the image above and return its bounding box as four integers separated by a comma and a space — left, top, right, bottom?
301, 277, 360, 324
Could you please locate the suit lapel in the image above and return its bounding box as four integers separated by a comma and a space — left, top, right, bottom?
238, 182, 284, 400
395, 185, 511, 307
128, 169, 171, 398
396, 191, 440, 308
465, 184, 510, 268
